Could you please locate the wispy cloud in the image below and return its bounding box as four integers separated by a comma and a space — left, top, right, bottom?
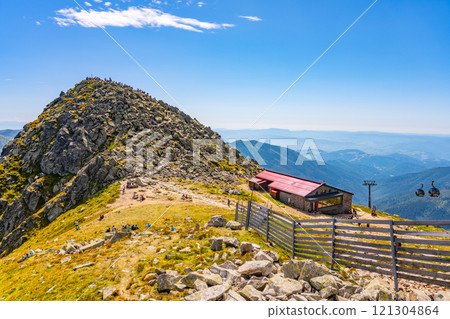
54, 6, 234, 32
35, 21, 41, 25
239, 15, 262, 22
85, 1, 92, 7
197, 2, 205, 7
104, 1, 112, 6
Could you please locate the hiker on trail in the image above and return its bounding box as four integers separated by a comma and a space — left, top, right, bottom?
75, 221, 79, 230
371, 205, 377, 217
76, 226, 80, 231
145, 223, 151, 229
122, 185, 126, 195
112, 226, 116, 232
99, 215, 104, 221
227, 199, 230, 207
127, 225, 131, 232
133, 192, 138, 200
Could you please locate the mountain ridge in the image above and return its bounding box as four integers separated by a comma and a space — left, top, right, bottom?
0, 78, 260, 256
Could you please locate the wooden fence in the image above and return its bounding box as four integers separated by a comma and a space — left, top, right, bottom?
235, 201, 450, 290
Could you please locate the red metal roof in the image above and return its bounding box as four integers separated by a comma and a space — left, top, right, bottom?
254, 170, 322, 197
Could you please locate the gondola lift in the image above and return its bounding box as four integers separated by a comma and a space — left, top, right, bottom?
428, 181, 440, 198
415, 184, 425, 197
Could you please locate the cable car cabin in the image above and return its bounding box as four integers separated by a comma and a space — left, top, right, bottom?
416, 184, 425, 197
429, 181, 440, 198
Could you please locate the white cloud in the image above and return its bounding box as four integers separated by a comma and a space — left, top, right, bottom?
94, 0, 102, 2
35, 21, 41, 25
197, 1, 205, 7
85, 1, 92, 6
104, 1, 112, 6
238, 15, 262, 22
54, 6, 234, 32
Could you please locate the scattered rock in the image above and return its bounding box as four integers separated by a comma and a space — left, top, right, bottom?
238, 260, 273, 277
60, 256, 71, 264
102, 287, 116, 300
254, 251, 274, 262
184, 285, 230, 301
210, 238, 223, 252
225, 290, 247, 301
73, 262, 95, 270
410, 289, 432, 301
206, 215, 227, 228
226, 221, 242, 230
239, 285, 265, 301
264, 274, 303, 297
157, 273, 178, 293
239, 242, 260, 254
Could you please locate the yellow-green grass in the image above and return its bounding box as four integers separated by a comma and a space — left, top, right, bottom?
0, 184, 289, 301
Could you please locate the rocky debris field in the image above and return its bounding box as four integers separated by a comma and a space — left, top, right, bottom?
144, 215, 450, 302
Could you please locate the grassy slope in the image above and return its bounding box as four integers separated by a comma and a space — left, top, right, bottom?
0, 183, 288, 301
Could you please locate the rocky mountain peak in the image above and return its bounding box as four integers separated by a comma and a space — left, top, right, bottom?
0, 77, 261, 256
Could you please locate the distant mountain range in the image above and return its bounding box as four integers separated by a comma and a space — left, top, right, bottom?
218, 128, 450, 161
0, 130, 20, 150
231, 140, 449, 220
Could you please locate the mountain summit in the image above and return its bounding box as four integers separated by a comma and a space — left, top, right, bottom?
0, 78, 260, 255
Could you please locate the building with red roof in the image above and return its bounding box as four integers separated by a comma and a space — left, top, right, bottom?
249, 170, 353, 215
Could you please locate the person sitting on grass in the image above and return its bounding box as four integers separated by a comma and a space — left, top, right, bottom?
106, 227, 111, 233
112, 225, 116, 232
145, 223, 151, 229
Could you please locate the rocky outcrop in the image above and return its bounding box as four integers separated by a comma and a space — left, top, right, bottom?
0, 78, 261, 256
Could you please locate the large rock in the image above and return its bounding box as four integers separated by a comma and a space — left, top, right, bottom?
226, 221, 242, 230
210, 264, 241, 285
239, 285, 265, 301
264, 274, 303, 297
184, 284, 230, 301
102, 287, 116, 300
220, 237, 240, 248
210, 238, 223, 251
156, 273, 178, 293
206, 215, 227, 228
238, 260, 273, 277
109, 232, 131, 243
281, 259, 332, 281
433, 291, 450, 301
320, 286, 338, 299
410, 289, 432, 301
225, 290, 247, 301
247, 276, 269, 291
352, 277, 395, 301
310, 275, 344, 291
239, 242, 260, 254
263, 250, 279, 262
79, 239, 105, 253
254, 251, 274, 262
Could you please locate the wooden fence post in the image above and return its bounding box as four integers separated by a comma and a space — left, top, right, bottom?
291, 220, 296, 259
330, 218, 336, 270
389, 220, 399, 292
235, 202, 239, 222
265, 209, 270, 242
245, 201, 251, 231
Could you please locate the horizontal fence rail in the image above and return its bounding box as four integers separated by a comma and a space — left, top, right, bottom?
235, 201, 450, 290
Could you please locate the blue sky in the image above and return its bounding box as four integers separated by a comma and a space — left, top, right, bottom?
1, 0, 449, 134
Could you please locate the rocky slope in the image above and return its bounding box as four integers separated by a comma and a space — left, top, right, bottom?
0, 78, 260, 256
